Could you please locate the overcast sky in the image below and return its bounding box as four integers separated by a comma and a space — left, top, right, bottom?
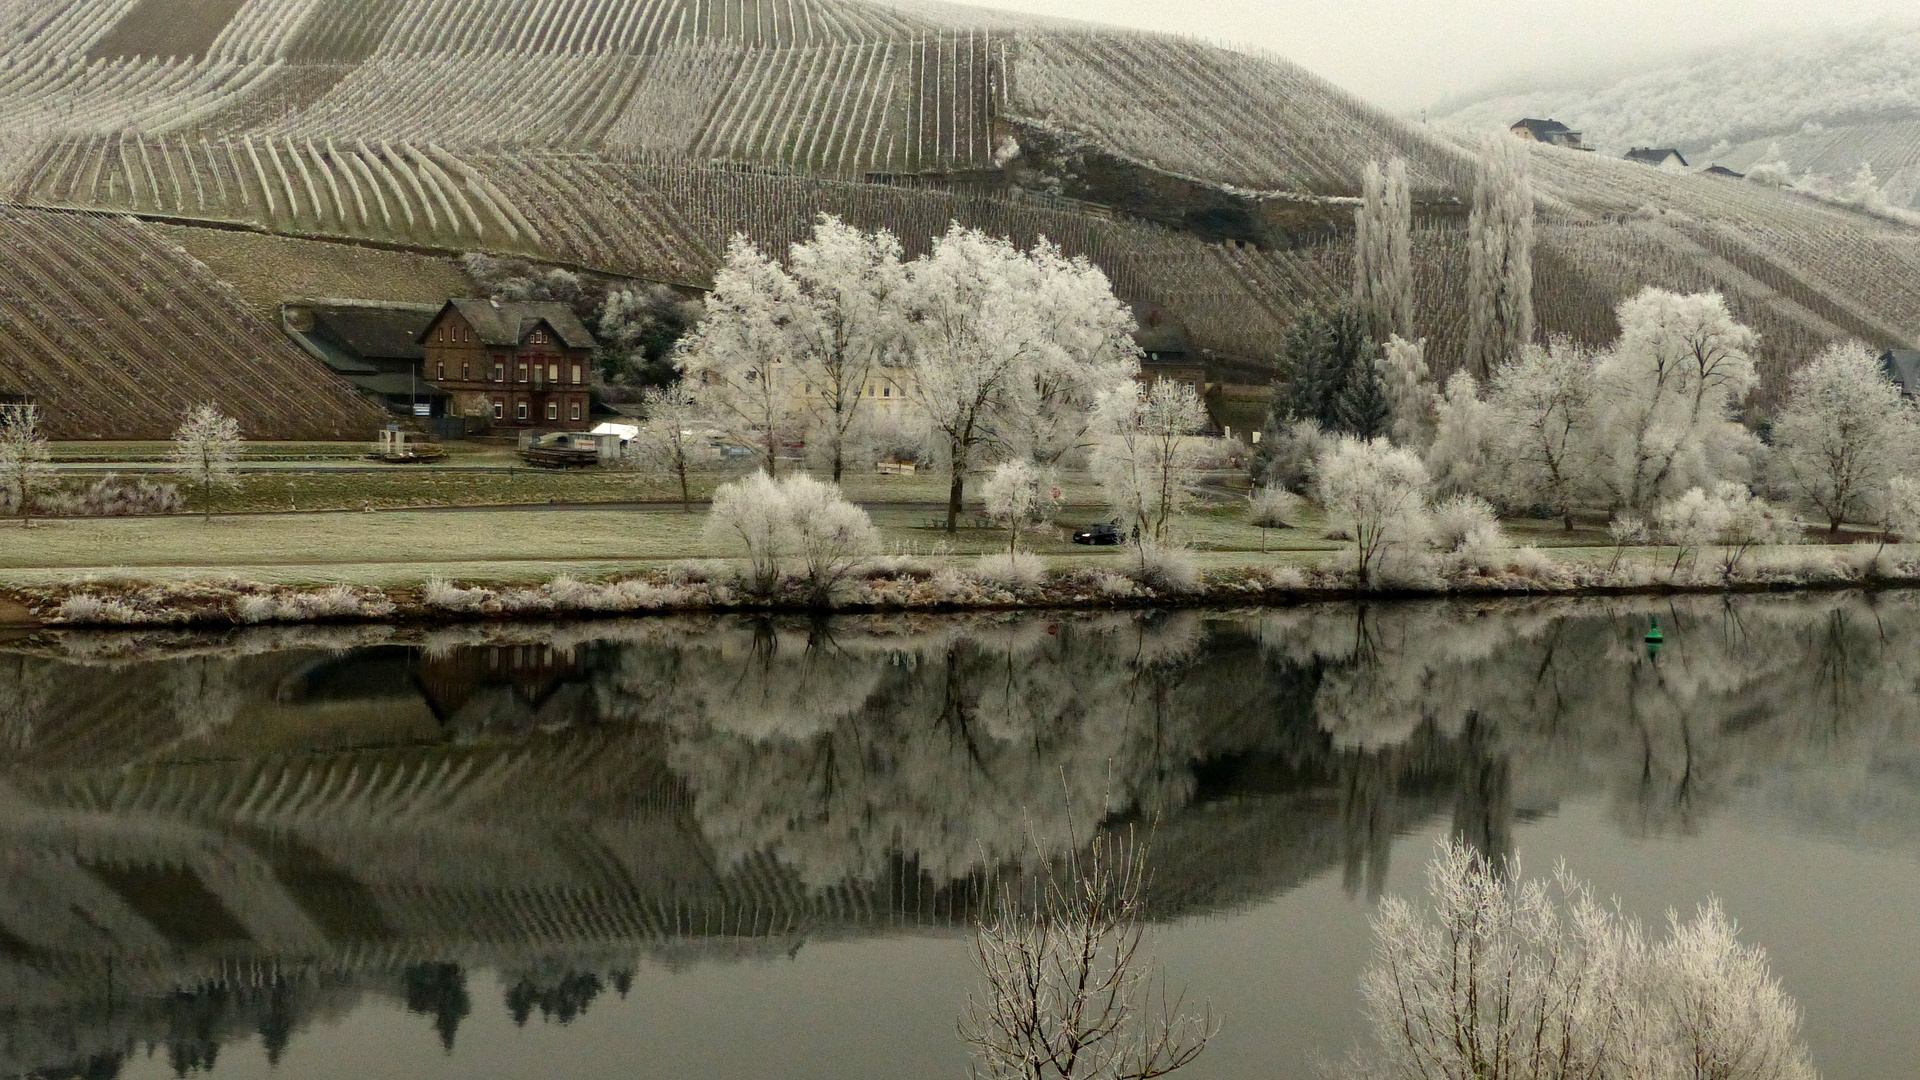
959, 0, 1920, 110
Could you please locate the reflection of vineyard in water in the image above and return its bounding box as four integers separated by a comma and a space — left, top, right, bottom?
3, 596, 1920, 1073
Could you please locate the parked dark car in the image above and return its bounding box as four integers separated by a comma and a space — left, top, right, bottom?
1072, 520, 1124, 546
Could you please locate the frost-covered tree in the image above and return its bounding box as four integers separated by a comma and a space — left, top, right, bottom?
963, 826, 1215, 1080
676, 236, 807, 474
631, 383, 714, 513
168, 403, 241, 522
1654, 486, 1733, 577
1377, 335, 1436, 451
0, 404, 52, 528
1653, 482, 1796, 579
1091, 379, 1210, 544
1590, 289, 1759, 512
701, 471, 879, 602
463, 253, 694, 398
1354, 159, 1415, 342
593, 283, 698, 396
1467, 135, 1535, 378
1488, 339, 1597, 529
1315, 436, 1431, 586
703, 471, 789, 596
787, 215, 906, 482
1770, 340, 1918, 533
901, 225, 1139, 531
1427, 372, 1499, 499
1880, 475, 1920, 544
981, 459, 1058, 555
1351, 842, 1816, 1080
778, 474, 883, 604
1271, 302, 1388, 438
1711, 483, 1801, 577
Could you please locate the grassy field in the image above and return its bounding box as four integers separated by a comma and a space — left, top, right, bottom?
9, 443, 1643, 587
0, 499, 1365, 586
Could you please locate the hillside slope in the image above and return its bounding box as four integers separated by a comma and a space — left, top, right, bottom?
0, 206, 382, 439
0, 0, 1916, 437
1439, 22, 1920, 206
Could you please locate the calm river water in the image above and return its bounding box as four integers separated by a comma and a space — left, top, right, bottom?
4, 594, 1920, 1079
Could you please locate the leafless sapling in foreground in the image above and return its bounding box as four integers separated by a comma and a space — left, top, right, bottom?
961, 822, 1216, 1080
167, 403, 242, 521
0, 404, 52, 528
633, 383, 713, 512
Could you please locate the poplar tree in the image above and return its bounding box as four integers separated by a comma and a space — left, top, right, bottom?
1466, 135, 1535, 379
1354, 158, 1414, 342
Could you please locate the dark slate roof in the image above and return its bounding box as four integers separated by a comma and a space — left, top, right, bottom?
1704, 165, 1745, 178
1132, 302, 1193, 356
1625, 147, 1688, 167
433, 299, 596, 350
1883, 350, 1920, 396
1512, 118, 1576, 138
310, 305, 437, 362
346, 371, 452, 398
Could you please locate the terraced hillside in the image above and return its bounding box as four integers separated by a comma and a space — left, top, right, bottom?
1, 0, 1918, 437
0, 205, 381, 439
0, 0, 1457, 190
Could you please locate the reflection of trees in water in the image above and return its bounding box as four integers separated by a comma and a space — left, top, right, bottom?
403, 963, 471, 1051
504, 971, 602, 1027
5, 597, 1920, 1074
1250, 594, 1920, 844
606, 614, 1221, 889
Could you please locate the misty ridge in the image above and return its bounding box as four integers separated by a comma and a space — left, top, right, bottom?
1439, 19, 1920, 208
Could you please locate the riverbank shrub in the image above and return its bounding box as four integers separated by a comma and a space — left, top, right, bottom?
974, 551, 1046, 590
704, 471, 881, 602
1348, 841, 1815, 1080
1132, 543, 1200, 593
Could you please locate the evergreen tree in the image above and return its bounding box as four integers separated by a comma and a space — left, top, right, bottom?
1269, 302, 1389, 439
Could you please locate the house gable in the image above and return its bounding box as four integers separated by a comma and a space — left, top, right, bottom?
1625, 147, 1688, 168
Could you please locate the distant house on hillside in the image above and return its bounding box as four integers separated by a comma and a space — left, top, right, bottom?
1134, 302, 1206, 385
282, 301, 449, 419
1882, 349, 1920, 397
1704, 164, 1746, 179
1510, 119, 1588, 150
420, 299, 597, 432
1626, 147, 1689, 169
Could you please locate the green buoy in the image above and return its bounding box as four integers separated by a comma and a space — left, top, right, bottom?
1645, 618, 1664, 645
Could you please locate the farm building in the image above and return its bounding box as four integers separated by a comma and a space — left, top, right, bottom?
282, 301, 450, 419
1626, 147, 1689, 168
1704, 165, 1746, 178
1882, 350, 1920, 396
1510, 119, 1588, 149
420, 299, 597, 432
1134, 303, 1212, 404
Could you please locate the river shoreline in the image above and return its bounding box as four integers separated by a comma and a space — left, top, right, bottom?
8, 546, 1920, 630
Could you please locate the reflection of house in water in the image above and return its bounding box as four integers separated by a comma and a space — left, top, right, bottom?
0, 626, 1523, 1076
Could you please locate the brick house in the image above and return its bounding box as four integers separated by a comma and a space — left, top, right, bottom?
418, 299, 597, 431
